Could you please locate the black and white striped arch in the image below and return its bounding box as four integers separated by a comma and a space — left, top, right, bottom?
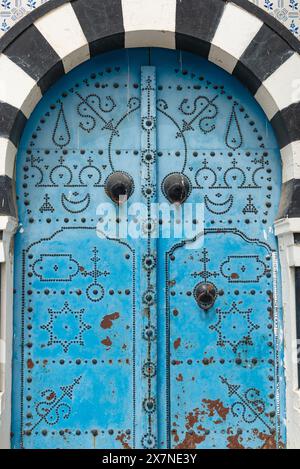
0, 0, 299, 218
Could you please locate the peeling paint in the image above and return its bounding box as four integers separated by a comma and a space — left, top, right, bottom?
116, 432, 131, 449
171, 428, 180, 443
27, 359, 34, 369
256, 431, 277, 449
186, 408, 201, 430
100, 312, 120, 329
173, 407, 207, 449
101, 336, 112, 349
227, 434, 245, 449
202, 399, 229, 421
46, 392, 56, 401
175, 431, 206, 449
174, 338, 181, 350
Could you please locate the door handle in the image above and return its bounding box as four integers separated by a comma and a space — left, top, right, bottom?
162, 173, 191, 204
105, 171, 134, 205
194, 282, 218, 311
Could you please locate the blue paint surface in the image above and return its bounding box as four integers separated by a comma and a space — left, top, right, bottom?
12, 48, 285, 449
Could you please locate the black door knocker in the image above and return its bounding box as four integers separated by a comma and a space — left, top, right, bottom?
105, 171, 134, 205
194, 282, 218, 311
162, 172, 191, 205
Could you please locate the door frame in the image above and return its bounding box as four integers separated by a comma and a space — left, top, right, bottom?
0, 0, 300, 449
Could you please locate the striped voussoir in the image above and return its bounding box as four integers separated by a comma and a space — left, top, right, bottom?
0, 0, 299, 217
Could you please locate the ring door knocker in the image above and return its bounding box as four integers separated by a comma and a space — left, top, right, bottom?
194, 282, 218, 311
105, 171, 134, 205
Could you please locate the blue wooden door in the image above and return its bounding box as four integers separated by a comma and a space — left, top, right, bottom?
12, 48, 286, 449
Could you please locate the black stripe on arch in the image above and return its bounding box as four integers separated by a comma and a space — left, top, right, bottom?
71, 0, 124, 57
3, 24, 64, 94
278, 179, 300, 219
233, 24, 295, 96
0, 175, 16, 217
0, 102, 27, 148
230, 0, 300, 54
271, 102, 300, 150
175, 0, 226, 57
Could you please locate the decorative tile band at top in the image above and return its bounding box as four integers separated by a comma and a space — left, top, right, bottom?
0, 0, 299, 39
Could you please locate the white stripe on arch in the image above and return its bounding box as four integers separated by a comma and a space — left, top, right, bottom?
122, 0, 176, 49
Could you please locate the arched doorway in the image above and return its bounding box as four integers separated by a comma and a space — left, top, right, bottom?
11, 48, 285, 449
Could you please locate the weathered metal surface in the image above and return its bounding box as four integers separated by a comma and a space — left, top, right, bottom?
12, 48, 286, 449
155, 49, 285, 449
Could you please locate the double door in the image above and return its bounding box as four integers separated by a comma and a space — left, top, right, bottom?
12, 48, 285, 449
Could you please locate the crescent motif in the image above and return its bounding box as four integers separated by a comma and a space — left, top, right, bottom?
204, 195, 234, 215
61, 193, 91, 213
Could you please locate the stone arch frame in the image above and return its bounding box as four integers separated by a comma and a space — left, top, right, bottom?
0, 0, 299, 448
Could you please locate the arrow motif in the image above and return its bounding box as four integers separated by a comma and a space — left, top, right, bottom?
76, 92, 119, 135
30, 376, 82, 432
220, 376, 273, 432
177, 95, 218, 138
